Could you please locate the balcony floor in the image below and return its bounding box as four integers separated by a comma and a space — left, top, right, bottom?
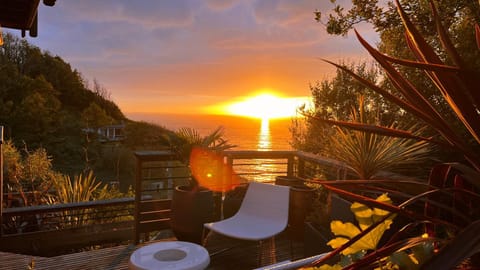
1, 230, 306, 270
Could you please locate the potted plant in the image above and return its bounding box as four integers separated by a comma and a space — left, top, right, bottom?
162, 127, 235, 243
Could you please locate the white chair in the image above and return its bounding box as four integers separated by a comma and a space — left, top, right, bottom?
203, 182, 290, 265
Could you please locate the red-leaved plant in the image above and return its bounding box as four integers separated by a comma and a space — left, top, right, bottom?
308, 0, 480, 268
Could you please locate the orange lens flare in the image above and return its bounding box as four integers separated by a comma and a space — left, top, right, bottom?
189, 147, 241, 192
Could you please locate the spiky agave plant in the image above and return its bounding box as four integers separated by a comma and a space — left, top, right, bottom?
308, 0, 480, 269
328, 96, 430, 180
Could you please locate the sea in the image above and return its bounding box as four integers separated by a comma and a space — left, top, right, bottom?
126, 113, 295, 151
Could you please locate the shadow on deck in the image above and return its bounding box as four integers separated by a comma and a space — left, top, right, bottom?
0, 230, 307, 270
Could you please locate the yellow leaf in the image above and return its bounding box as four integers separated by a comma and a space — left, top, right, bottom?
317, 264, 343, 270
373, 193, 392, 218
330, 221, 361, 238
327, 194, 395, 255
376, 193, 392, 204
353, 220, 393, 252
327, 237, 349, 249
351, 202, 373, 219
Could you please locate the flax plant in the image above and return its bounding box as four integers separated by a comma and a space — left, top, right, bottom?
53, 171, 102, 203
49, 171, 107, 226
329, 96, 430, 179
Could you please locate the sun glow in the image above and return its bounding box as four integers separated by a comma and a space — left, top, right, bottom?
225, 93, 312, 120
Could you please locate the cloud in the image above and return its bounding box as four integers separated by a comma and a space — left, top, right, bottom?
48, 1, 196, 28
205, 0, 240, 11
252, 0, 320, 26
29, 0, 376, 115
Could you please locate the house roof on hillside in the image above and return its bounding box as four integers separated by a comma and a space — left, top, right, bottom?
0, 0, 57, 38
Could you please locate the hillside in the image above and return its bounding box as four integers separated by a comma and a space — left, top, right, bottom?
0, 33, 169, 183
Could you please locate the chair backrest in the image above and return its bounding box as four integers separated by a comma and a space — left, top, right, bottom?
236, 182, 290, 223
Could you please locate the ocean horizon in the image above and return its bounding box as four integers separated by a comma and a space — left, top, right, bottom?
126, 113, 294, 151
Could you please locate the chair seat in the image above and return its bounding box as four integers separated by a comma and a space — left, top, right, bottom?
203, 182, 290, 241
205, 213, 287, 240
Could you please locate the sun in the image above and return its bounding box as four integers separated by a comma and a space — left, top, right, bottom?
225, 93, 311, 120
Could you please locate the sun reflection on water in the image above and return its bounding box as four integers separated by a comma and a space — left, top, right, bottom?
257, 118, 271, 150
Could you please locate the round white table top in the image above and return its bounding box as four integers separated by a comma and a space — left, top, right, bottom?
129, 241, 210, 270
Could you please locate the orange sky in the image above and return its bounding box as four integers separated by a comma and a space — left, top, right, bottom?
24, 1, 378, 117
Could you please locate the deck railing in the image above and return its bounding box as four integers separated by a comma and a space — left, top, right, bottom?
0, 198, 134, 256
1, 149, 349, 255
223, 150, 349, 182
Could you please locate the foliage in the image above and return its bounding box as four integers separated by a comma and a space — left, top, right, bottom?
329, 96, 430, 179
0, 32, 176, 198
46, 171, 134, 227
81, 103, 114, 129
0, 33, 125, 173
2, 140, 61, 206
312, 0, 480, 164
292, 61, 394, 155
318, 4, 480, 170
163, 127, 231, 164
305, 182, 331, 227
50, 171, 103, 203
123, 120, 170, 149
327, 194, 395, 256
315, 0, 480, 63
161, 127, 236, 188
309, 0, 480, 268
301, 192, 435, 270
80, 102, 115, 171
310, 62, 387, 122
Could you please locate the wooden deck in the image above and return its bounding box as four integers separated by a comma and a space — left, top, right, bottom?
0, 230, 306, 270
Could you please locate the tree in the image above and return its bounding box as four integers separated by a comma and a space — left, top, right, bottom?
309, 0, 479, 163
80, 103, 114, 171
81, 102, 114, 130
0, 33, 127, 175
315, 1, 480, 72
3, 141, 60, 206
292, 61, 407, 156
11, 76, 62, 146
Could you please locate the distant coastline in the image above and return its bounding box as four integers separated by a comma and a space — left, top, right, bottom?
126, 113, 293, 150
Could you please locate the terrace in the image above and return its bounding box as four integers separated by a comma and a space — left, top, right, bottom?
0, 149, 348, 269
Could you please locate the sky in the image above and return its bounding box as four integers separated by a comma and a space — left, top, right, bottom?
20, 0, 377, 117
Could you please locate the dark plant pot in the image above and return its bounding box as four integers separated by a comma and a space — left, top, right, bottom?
170, 185, 214, 244
289, 185, 315, 240
222, 184, 249, 219
304, 222, 339, 265
304, 222, 331, 257
275, 175, 303, 187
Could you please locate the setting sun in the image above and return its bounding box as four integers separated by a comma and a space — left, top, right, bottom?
223, 93, 312, 120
